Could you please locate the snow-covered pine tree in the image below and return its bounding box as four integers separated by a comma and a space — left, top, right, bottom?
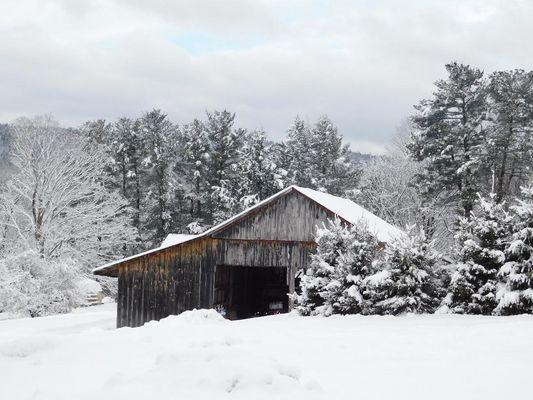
310, 116, 358, 195
178, 119, 211, 230
281, 115, 359, 195
235, 130, 283, 205
110, 117, 136, 198
295, 218, 349, 316
409, 62, 487, 218
485, 70, 533, 202
328, 221, 379, 314
363, 228, 442, 315
125, 118, 147, 238
139, 109, 179, 245
282, 116, 314, 189
495, 186, 533, 315
82, 119, 111, 145
442, 195, 512, 314
295, 218, 378, 316
204, 110, 245, 224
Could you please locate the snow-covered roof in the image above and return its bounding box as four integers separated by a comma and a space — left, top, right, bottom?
293, 186, 404, 243
160, 234, 198, 248
93, 185, 403, 275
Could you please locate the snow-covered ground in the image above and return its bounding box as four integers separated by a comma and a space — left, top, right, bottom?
1, 304, 532, 400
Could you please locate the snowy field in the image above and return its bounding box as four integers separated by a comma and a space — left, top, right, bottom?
1, 304, 532, 400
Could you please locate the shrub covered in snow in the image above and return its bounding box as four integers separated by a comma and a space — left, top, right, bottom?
0, 251, 83, 317
495, 187, 533, 315
442, 196, 512, 314
295, 218, 378, 316
364, 228, 442, 315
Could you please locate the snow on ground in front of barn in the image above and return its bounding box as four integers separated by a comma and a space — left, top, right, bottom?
1, 304, 533, 400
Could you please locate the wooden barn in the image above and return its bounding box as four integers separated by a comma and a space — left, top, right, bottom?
94, 186, 402, 327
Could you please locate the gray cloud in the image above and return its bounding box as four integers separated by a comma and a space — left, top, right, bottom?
1, 0, 532, 153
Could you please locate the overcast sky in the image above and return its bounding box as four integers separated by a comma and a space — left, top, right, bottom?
1, 0, 532, 153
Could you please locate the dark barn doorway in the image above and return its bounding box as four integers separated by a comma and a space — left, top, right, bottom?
214, 265, 289, 320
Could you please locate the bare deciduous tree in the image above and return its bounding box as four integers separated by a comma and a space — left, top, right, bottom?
0, 117, 138, 272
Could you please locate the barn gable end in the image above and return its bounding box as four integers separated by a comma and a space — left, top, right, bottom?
212, 189, 335, 242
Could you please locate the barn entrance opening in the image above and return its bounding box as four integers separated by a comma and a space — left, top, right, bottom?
214, 265, 289, 320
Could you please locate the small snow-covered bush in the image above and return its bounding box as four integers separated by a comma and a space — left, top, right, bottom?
363, 228, 442, 315
495, 186, 533, 315
442, 195, 512, 315
0, 251, 83, 318
295, 218, 378, 316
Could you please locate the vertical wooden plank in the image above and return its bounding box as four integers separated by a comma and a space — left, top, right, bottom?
131, 269, 137, 327
127, 267, 133, 327
117, 267, 124, 328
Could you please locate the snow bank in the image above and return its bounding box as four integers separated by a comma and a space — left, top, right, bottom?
75, 277, 102, 295
2, 304, 533, 400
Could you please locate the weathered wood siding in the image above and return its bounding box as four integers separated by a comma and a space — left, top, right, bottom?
117, 237, 217, 328
214, 190, 335, 242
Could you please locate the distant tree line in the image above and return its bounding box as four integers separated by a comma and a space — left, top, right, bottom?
81, 111, 359, 248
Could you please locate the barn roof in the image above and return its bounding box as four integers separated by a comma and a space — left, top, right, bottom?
160, 233, 198, 248
93, 185, 403, 275
294, 186, 404, 242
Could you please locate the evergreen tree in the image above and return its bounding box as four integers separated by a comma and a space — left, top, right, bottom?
178, 119, 211, 230
283, 116, 314, 188
295, 219, 346, 316
235, 130, 283, 204
485, 70, 533, 202
442, 195, 512, 314
495, 186, 533, 315
310, 116, 358, 195
295, 218, 378, 316
409, 62, 487, 217
82, 119, 111, 145
204, 110, 245, 223
109, 117, 135, 198
139, 109, 179, 245
125, 118, 147, 238
328, 221, 378, 314
281, 115, 359, 195
364, 229, 442, 315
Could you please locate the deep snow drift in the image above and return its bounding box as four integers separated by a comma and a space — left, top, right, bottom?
1, 304, 532, 400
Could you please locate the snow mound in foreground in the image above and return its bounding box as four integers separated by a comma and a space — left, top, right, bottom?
0, 305, 321, 400
165, 308, 226, 323
2, 303, 533, 400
